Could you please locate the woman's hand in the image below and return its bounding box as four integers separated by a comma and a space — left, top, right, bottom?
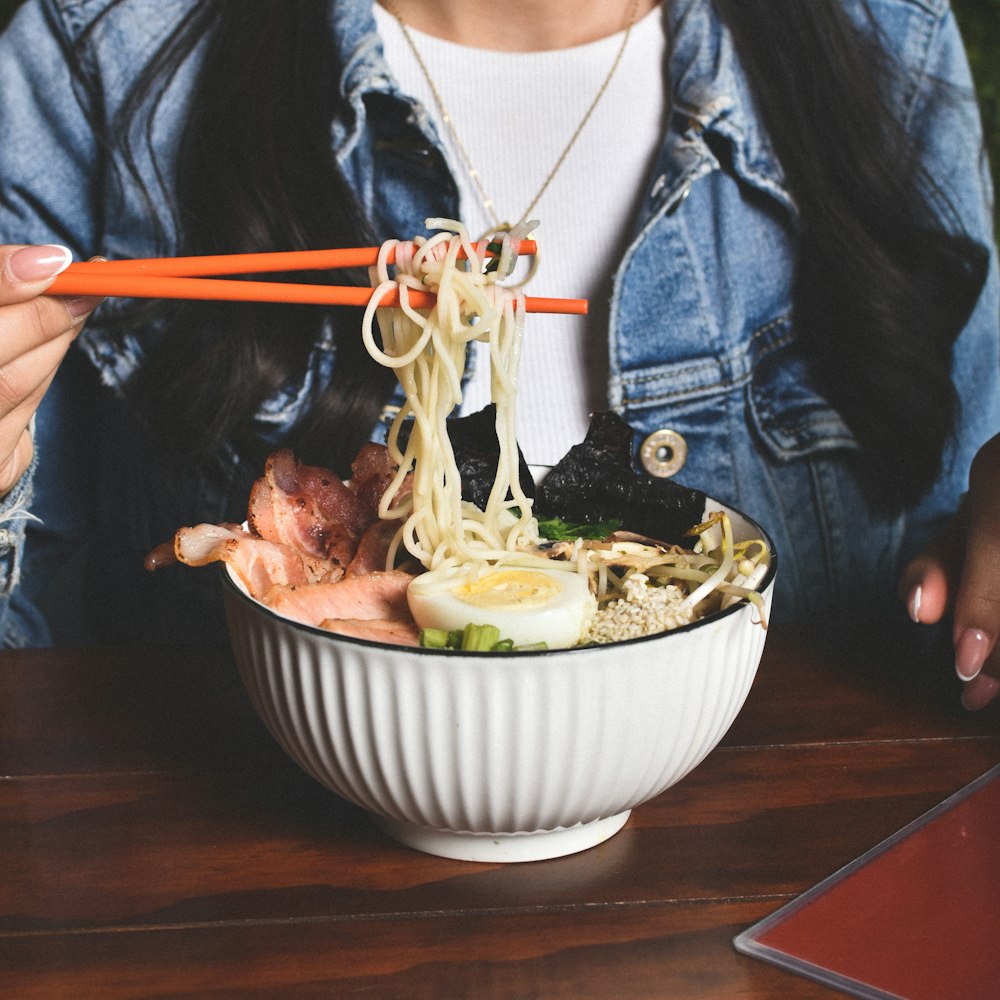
900, 433, 1000, 710
0, 244, 102, 496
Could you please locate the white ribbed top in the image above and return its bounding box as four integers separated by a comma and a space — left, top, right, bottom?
374, 5, 668, 464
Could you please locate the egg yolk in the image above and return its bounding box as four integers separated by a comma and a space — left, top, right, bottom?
455, 570, 561, 610
407, 564, 597, 649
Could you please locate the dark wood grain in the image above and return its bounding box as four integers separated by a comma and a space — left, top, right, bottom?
1, 901, 847, 1000
1, 624, 997, 999
3, 738, 998, 934
2, 901, 848, 1000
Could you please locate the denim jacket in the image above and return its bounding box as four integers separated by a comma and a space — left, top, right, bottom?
0, 0, 996, 646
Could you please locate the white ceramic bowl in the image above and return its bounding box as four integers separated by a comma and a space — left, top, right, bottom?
222, 499, 776, 863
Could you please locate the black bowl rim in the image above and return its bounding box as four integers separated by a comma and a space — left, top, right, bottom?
220, 499, 778, 658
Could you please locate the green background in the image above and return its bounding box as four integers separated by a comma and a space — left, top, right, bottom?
0, 0, 997, 237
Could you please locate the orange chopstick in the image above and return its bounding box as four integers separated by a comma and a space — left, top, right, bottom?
59, 240, 538, 277
46, 271, 588, 315
44, 238, 586, 314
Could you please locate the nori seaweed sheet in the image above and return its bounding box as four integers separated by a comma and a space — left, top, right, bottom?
535, 411, 707, 545
396, 405, 536, 511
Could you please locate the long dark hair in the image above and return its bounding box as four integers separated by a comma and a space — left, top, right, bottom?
714, 0, 988, 507
81, 0, 988, 499
82, 0, 395, 476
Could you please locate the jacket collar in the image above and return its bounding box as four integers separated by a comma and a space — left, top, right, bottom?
327, 0, 797, 222
660, 0, 795, 219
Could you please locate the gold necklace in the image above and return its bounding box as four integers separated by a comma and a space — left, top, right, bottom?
383, 1, 643, 247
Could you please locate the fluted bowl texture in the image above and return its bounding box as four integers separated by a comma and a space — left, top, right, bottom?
222, 499, 776, 863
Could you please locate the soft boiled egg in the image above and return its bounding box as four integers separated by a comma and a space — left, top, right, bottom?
407, 565, 597, 649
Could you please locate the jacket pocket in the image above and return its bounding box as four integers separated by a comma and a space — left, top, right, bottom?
746, 315, 859, 462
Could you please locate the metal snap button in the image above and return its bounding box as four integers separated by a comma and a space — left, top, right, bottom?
639, 429, 688, 478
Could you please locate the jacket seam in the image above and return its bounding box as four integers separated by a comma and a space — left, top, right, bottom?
620, 312, 795, 407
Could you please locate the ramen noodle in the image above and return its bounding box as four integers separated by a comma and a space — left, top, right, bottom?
360, 222, 769, 646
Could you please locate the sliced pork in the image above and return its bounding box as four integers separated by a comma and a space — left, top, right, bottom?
261, 570, 416, 628
351, 442, 403, 518
346, 518, 401, 576
168, 523, 315, 594
318, 616, 422, 647
248, 449, 370, 573
147, 446, 428, 646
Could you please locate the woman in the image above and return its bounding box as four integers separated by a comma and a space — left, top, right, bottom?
0, 0, 998, 707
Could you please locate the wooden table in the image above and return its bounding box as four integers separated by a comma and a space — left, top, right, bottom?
2, 621, 998, 999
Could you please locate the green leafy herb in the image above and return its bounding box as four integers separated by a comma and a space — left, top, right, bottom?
535, 515, 622, 541
484, 240, 506, 273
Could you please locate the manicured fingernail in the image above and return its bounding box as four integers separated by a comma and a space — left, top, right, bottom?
5, 244, 72, 283
961, 674, 1000, 712
66, 295, 102, 319
907, 584, 922, 623
955, 628, 991, 681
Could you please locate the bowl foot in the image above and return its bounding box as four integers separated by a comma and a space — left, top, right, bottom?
374, 810, 631, 863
